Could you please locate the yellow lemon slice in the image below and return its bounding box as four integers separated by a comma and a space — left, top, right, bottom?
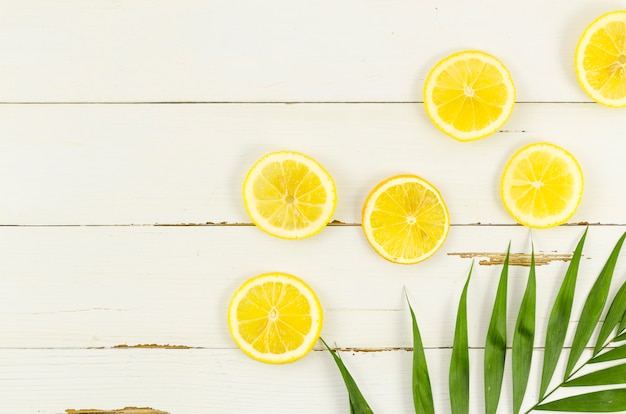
500, 143, 584, 229
575, 10, 626, 107
243, 151, 337, 239
362, 175, 450, 264
228, 272, 323, 364
424, 50, 516, 142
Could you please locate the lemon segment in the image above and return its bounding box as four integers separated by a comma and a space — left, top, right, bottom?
500, 143, 584, 229
243, 151, 337, 239
424, 50, 516, 141
362, 175, 450, 264
228, 272, 323, 364
575, 10, 626, 107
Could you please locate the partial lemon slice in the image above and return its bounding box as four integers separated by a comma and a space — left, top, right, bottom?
362, 175, 450, 264
424, 50, 516, 141
243, 151, 337, 239
575, 10, 626, 107
500, 143, 584, 229
228, 272, 323, 364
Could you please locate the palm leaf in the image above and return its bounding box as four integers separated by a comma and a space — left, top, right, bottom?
535, 389, 626, 412
406, 292, 435, 414
565, 232, 626, 379
539, 228, 587, 397
617, 309, 626, 334
595, 276, 626, 354
450, 263, 472, 414
591, 343, 626, 363
321, 338, 374, 414
615, 331, 626, 342
512, 248, 536, 414
484, 246, 509, 414
564, 362, 626, 387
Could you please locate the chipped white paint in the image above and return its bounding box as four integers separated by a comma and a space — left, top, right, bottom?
1, 1, 625, 413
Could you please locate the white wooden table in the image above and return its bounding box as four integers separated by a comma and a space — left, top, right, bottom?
2, 1, 626, 413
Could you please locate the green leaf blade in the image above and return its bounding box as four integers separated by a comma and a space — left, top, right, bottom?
617, 309, 626, 335
450, 264, 472, 414
535, 389, 626, 412
406, 293, 435, 414
565, 232, 626, 379
321, 338, 374, 414
591, 343, 626, 364
512, 249, 536, 414
615, 331, 626, 343
564, 362, 626, 387
540, 228, 587, 397
596, 258, 626, 354
484, 248, 509, 414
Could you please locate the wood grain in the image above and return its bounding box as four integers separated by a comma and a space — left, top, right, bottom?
0, 103, 624, 225
4, 1, 626, 413
66, 408, 169, 414
0, 0, 620, 102
1, 225, 624, 350
446, 251, 573, 266
0, 347, 593, 413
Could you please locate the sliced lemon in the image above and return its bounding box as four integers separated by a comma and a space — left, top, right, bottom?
228, 272, 323, 364
243, 151, 337, 239
424, 50, 516, 142
575, 10, 626, 107
362, 175, 450, 264
500, 143, 584, 229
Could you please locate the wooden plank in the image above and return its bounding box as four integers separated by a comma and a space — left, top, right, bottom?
0, 0, 617, 102
65, 409, 168, 414
0, 347, 589, 414
1, 224, 623, 349
0, 103, 623, 225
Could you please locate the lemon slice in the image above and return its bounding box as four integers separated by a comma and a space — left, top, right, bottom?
424, 50, 516, 141
243, 151, 337, 239
362, 175, 450, 264
228, 272, 323, 364
500, 143, 584, 229
575, 10, 626, 107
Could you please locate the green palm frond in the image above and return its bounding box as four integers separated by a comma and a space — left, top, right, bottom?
484, 249, 509, 414
450, 263, 472, 414
512, 248, 536, 414
323, 229, 626, 413
539, 229, 587, 398
406, 290, 435, 414
321, 338, 374, 414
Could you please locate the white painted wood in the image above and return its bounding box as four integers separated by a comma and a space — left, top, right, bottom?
0, 347, 593, 414
0, 0, 621, 102
4, 1, 626, 413
0, 103, 625, 225
2, 225, 624, 351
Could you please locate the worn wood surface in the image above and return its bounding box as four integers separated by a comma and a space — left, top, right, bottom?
1, 103, 626, 226
0, 0, 622, 103
2, 1, 625, 413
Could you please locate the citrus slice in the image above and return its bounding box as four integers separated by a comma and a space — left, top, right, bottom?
243, 151, 337, 239
575, 10, 626, 107
362, 175, 450, 264
424, 50, 516, 141
500, 143, 584, 229
228, 272, 323, 364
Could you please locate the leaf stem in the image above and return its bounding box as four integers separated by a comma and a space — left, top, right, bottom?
524, 363, 583, 413
524, 337, 620, 413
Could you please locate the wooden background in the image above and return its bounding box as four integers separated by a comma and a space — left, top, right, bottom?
2, 1, 626, 413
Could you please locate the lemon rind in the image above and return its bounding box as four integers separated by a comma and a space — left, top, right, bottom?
424, 50, 516, 142
574, 10, 626, 108
362, 174, 450, 264
228, 272, 324, 364
500, 142, 584, 229
242, 151, 337, 240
